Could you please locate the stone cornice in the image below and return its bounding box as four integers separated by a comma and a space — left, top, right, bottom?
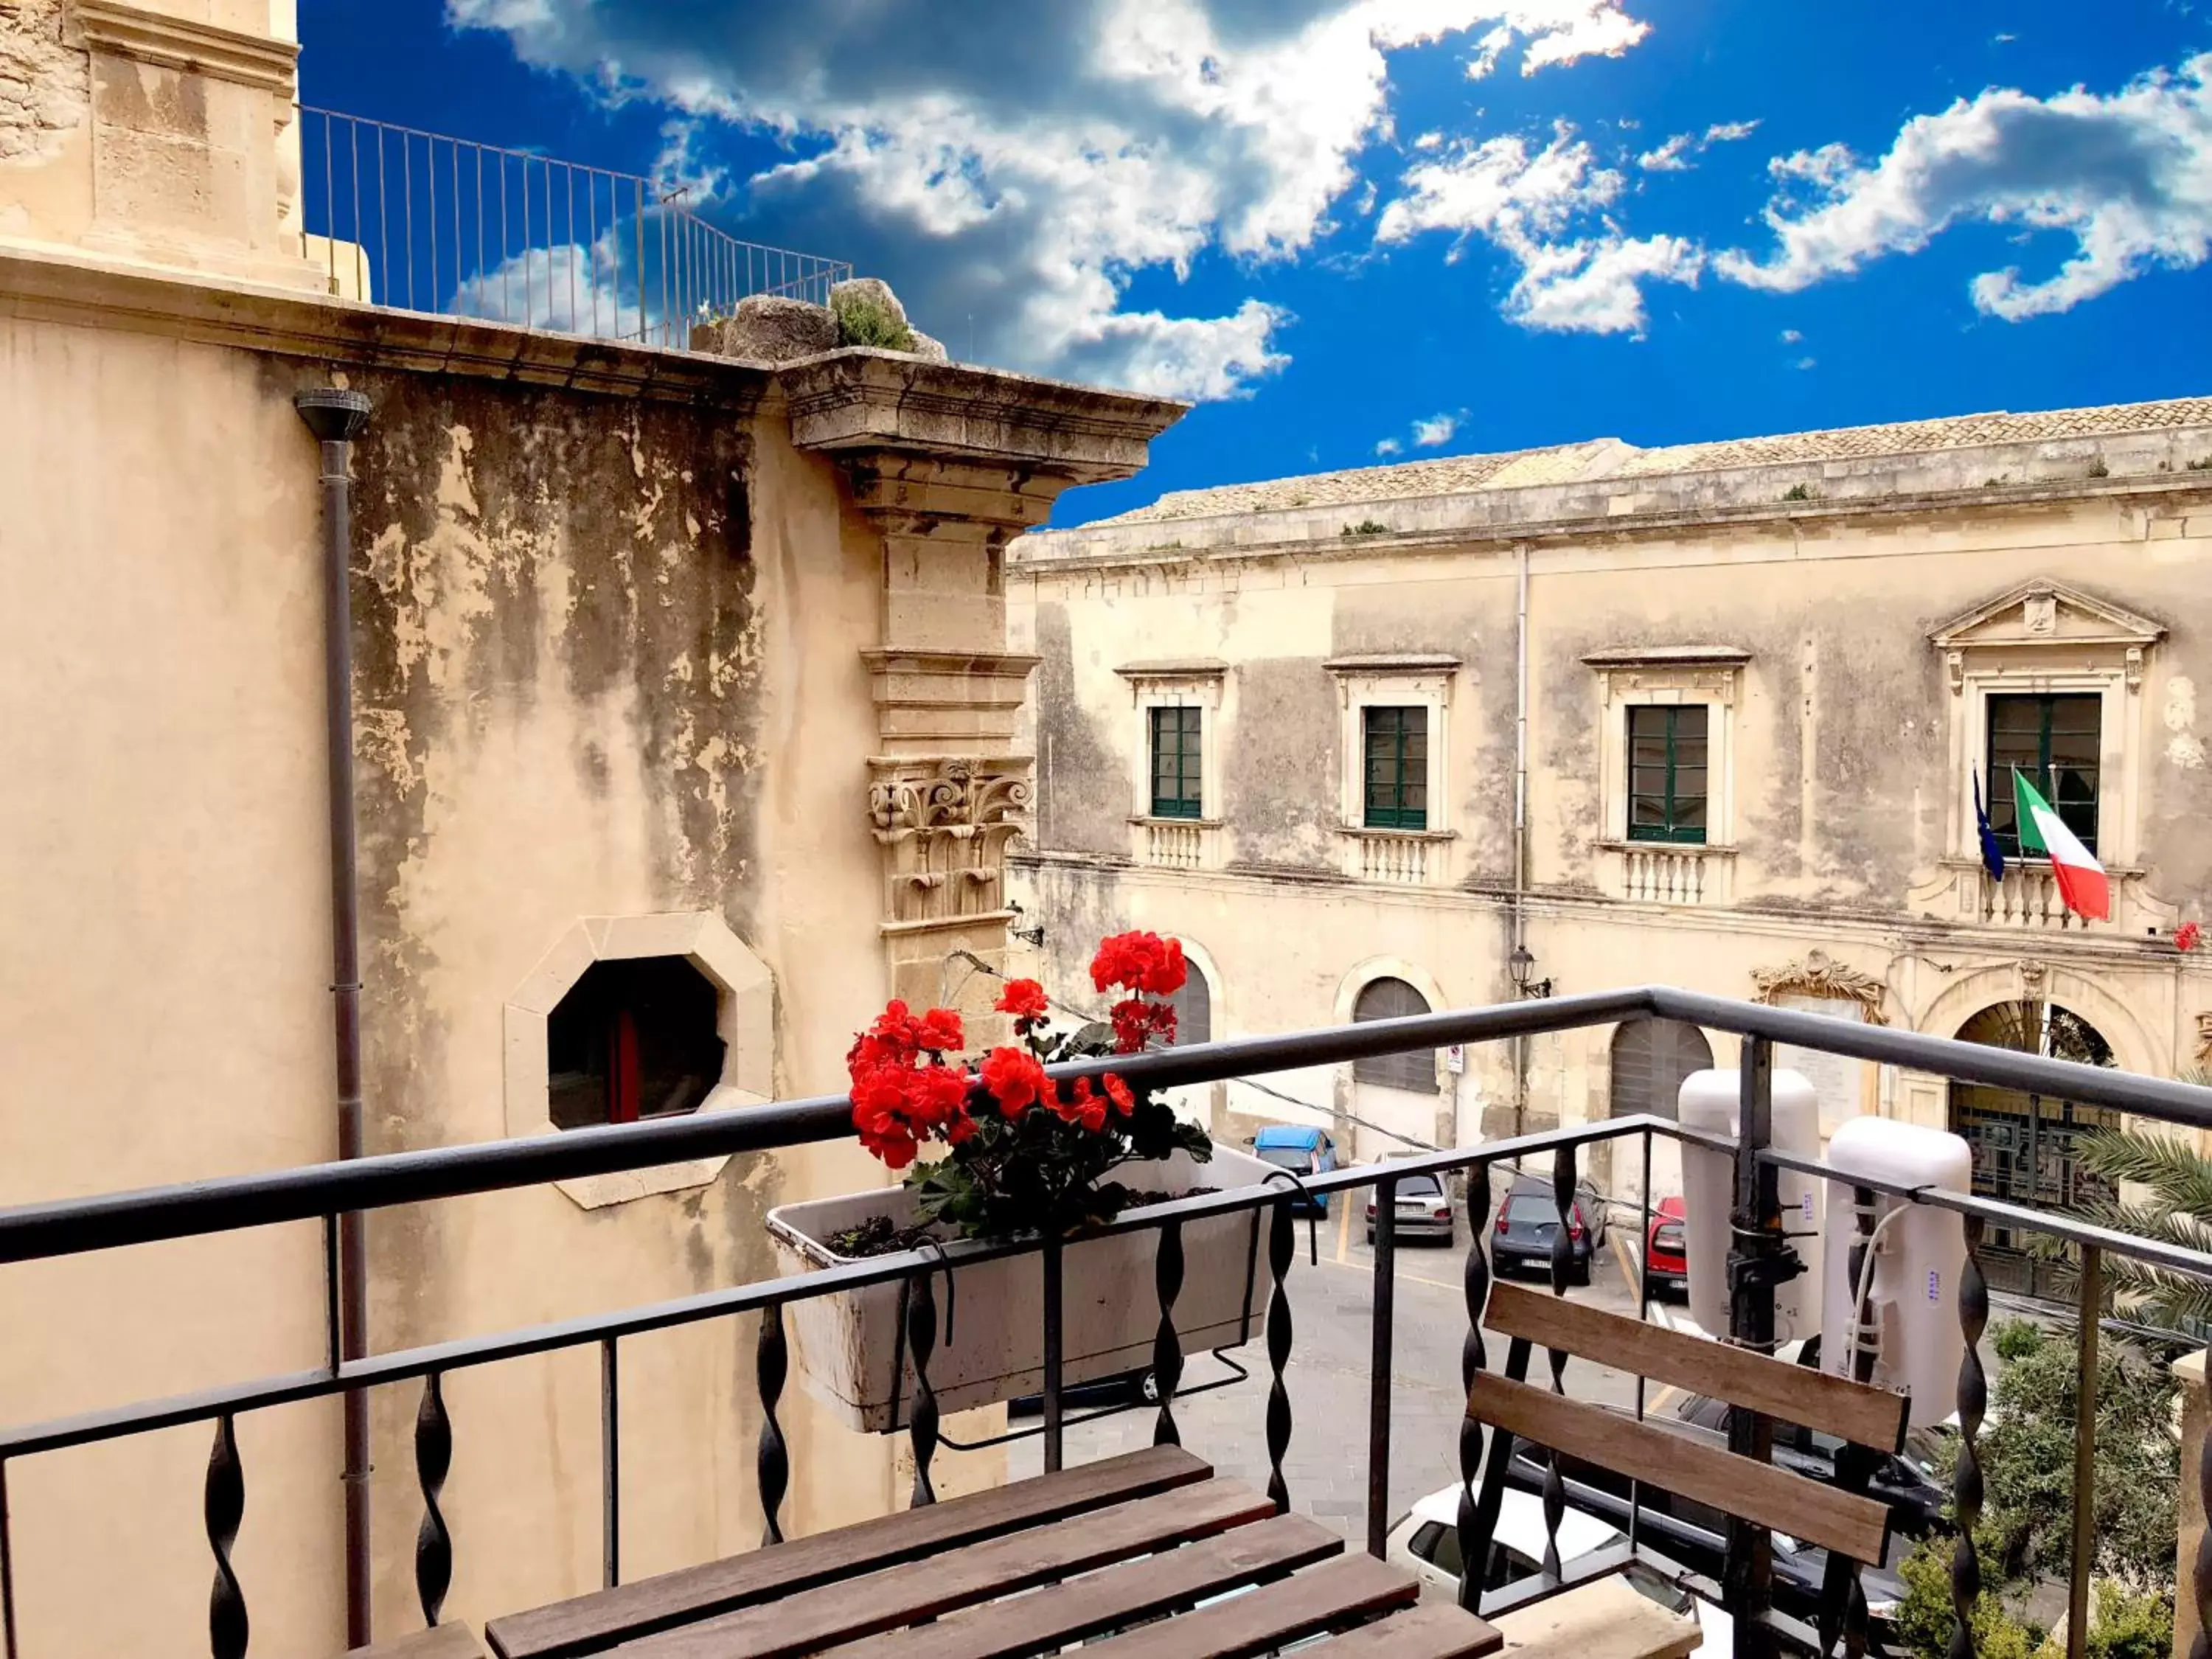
1581, 644, 1752, 669
1011, 473, 2212, 578
777, 349, 1188, 484
0, 244, 773, 408
72, 0, 299, 93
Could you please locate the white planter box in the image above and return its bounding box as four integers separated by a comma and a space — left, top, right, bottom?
765, 1144, 1281, 1433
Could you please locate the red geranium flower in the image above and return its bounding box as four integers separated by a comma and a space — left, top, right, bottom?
914, 1006, 964, 1054
2178, 921, 2203, 953
1090, 931, 1188, 997
1103, 1074, 1135, 1116
1046, 1077, 1108, 1132
1109, 998, 1178, 1055
980, 1046, 1048, 1116
905, 1063, 972, 1130
995, 978, 1050, 1022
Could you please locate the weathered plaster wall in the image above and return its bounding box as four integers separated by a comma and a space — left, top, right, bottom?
0, 0, 91, 243
1011, 472, 2212, 1158
0, 310, 900, 1652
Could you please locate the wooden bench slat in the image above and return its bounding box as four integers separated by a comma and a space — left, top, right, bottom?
1068, 1554, 1429, 1659
485, 1444, 1211, 1658
346, 1624, 486, 1659
1468, 1373, 1890, 1564
613, 1477, 1279, 1658
1488, 1575, 1702, 1659
817, 1511, 1344, 1659
1308, 1603, 1508, 1658
1482, 1283, 1907, 1452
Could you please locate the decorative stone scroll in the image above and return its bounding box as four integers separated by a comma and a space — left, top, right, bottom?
1754, 950, 1888, 1135
1751, 949, 1890, 1025
867, 758, 1033, 925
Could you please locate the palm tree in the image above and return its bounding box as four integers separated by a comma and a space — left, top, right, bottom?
2062, 1068, 2212, 1332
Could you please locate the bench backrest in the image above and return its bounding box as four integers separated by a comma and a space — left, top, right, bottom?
1470, 1281, 1905, 1568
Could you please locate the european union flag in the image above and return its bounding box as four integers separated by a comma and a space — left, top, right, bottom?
1973, 773, 2006, 882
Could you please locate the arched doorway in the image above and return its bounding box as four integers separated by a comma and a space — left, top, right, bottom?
1352, 976, 1436, 1093
1349, 975, 1440, 1160
1607, 1018, 1713, 1203
1950, 1001, 2120, 1298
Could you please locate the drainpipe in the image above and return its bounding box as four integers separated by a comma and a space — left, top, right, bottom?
294, 386, 375, 1651
1510, 540, 1531, 1138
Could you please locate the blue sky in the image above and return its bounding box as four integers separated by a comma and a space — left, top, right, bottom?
300, 1, 2212, 524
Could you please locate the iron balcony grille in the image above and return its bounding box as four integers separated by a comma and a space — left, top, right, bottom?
292, 108, 854, 349
0, 985, 2208, 1659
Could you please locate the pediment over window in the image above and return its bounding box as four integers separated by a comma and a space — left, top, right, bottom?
1928, 580, 2166, 654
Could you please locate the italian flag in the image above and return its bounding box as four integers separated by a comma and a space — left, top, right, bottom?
2012, 769, 2110, 921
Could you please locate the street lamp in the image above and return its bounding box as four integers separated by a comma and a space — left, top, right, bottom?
1508, 944, 1554, 999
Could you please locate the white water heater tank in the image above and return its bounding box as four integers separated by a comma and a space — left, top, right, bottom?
1818, 1116, 1972, 1430
1678, 1068, 1825, 1343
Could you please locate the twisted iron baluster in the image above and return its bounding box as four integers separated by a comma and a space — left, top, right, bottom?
757, 1301, 790, 1546
1540, 1146, 1576, 1582
1950, 1214, 1989, 1659
907, 1268, 940, 1508
1152, 1217, 1185, 1447
414, 1372, 453, 1627
1457, 1160, 1495, 1613
206, 1413, 247, 1659
1265, 1196, 1295, 1514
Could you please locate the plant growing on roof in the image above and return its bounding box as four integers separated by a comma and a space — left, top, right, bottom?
844, 931, 1211, 1241
832, 286, 917, 352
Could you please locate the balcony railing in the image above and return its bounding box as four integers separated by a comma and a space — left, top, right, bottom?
290, 109, 853, 348
2, 988, 2210, 1658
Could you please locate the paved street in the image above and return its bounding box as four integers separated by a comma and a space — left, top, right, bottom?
998, 1194, 1669, 1548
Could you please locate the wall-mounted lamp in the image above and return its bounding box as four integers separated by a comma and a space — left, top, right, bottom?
1008, 899, 1046, 950
1508, 944, 1553, 1000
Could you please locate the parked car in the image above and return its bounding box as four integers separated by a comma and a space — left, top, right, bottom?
1500, 1411, 1907, 1639
1645, 1194, 1688, 1296
1388, 1484, 1728, 1655
1251, 1124, 1339, 1216
1366, 1159, 1456, 1245
1492, 1172, 1610, 1284
1672, 1392, 1950, 1539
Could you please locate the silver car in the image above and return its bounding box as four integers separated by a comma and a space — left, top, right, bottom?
1365, 1164, 1457, 1244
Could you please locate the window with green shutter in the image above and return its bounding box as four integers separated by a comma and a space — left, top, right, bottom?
1627, 705, 1708, 844
1150, 706, 1204, 819
1362, 706, 1428, 830
1986, 693, 2099, 858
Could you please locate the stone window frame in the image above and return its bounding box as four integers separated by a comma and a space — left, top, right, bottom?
504, 911, 774, 1210
1929, 583, 2166, 876
1325, 655, 1461, 855
1584, 647, 1748, 852
1116, 661, 1228, 838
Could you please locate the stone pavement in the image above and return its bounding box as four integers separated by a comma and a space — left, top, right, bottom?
994, 1203, 1665, 1548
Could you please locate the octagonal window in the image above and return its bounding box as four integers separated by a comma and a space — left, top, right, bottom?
547, 956, 726, 1130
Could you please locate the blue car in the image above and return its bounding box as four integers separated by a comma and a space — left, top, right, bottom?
1251, 1125, 1339, 1216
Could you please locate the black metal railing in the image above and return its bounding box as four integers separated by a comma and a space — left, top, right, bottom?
1, 986, 2208, 1659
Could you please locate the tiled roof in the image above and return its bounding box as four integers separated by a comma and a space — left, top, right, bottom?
1088, 397, 2212, 526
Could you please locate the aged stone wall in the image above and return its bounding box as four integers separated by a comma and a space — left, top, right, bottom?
0, 298, 902, 1651
1012, 414, 2212, 1156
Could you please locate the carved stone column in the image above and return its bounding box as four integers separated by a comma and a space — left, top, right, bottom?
782, 350, 1186, 1011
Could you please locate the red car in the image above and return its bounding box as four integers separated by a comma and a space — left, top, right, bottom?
1644, 1195, 1687, 1295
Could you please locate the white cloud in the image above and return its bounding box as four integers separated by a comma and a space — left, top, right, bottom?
445, 0, 1655, 400
1637, 117, 1759, 172
1795, 355, 1817, 369
1376, 436, 1405, 455
1376, 122, 1703, 333
1717, 53, 2212, 320
1779, 327, 1803, 342
452, 237, 630, 336
1412, 411, 1461, 445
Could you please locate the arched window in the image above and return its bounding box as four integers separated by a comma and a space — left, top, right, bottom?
548, 957, 726, 1130
1607, 1018, 1712, 1121
1169, 964, 1212, 1047
1352, 976, 1436, 1093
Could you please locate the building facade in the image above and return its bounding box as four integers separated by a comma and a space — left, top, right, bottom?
1, 4, 1181, 1651
1008, 403, 2212, 1270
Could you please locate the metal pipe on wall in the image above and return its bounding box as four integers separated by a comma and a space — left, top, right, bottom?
293, 386, 375, 1651
1510, 540, 1531, 1136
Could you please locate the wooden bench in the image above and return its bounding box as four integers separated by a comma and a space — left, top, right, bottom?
485, 1445, 1502, 1659
1464, 1280, 1909, 1639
